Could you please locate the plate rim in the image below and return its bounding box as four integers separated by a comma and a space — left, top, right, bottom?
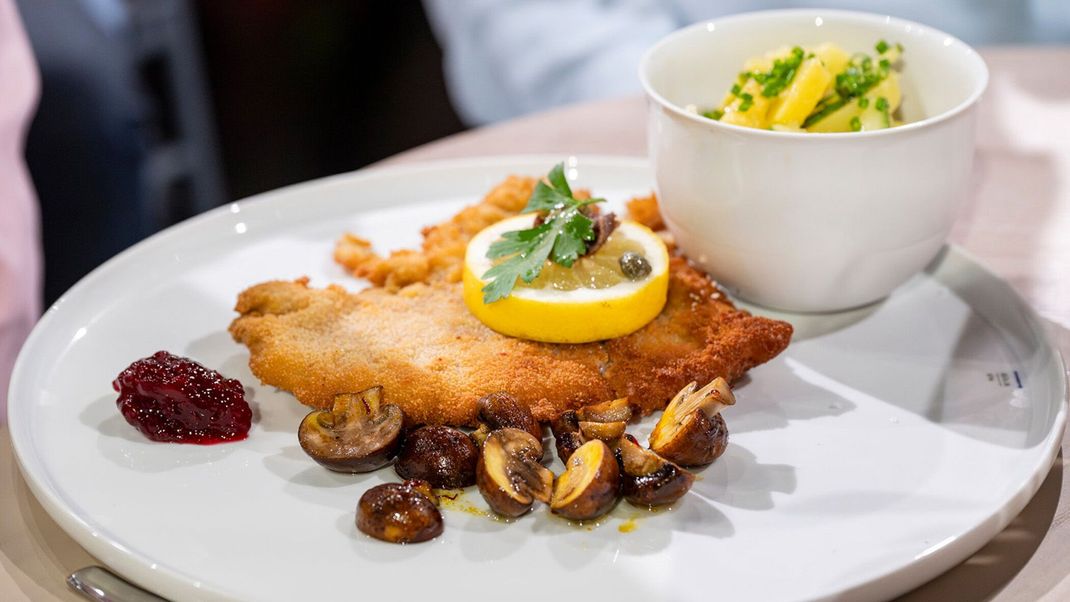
8, 154, 1067, 602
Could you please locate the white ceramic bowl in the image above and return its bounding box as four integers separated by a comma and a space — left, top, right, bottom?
640, 9, 988, 312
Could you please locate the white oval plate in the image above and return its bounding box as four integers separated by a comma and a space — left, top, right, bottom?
9, 156, 1067, 602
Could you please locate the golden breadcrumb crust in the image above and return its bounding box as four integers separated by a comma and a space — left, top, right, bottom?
231, 176, 792, 426
625, 194, 665, 231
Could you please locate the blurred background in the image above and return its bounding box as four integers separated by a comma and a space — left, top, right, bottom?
17, 0, 465, 304
14, 0, 1069, 305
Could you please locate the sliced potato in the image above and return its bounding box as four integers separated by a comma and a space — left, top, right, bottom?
721, 78, 773, 129
812, 42, 850, 79
770, 57, 832, 128
808, 71, 903, 133
857, 72, 902, 131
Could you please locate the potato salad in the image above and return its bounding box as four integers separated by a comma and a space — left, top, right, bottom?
702, 40, 904, 132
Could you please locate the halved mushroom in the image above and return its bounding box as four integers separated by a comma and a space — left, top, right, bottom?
298, 386, 403, 473
551, 397, 632, 462
550, 439, 620, 521
649, 378, 734, 467
578, 420, 627, 442
476, 428, 553, 517
395, 425, 480, 489
470, 391, 543, 448
577, 397, 633, 423
356, 479, 443, 544
617, 434, 694, 506
550, 410, 584, 463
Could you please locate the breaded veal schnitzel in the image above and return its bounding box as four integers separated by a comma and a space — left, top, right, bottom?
229, 177, 792, 426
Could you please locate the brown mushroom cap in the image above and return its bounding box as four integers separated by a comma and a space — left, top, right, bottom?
477, 392, 543, 443
395, 425, 480, 489
476, 428, 553, 517
550, 410, 584, 464
298, 386, 403, 473
617, 434, 695, 506
649, 378, 734, 467
551, 439, 620, 521
356, 480, 443, 544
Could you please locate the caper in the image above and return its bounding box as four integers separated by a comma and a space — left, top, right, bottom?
619, 252, 652, 280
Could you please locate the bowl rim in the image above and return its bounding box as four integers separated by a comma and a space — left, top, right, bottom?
638, 8, 989, 139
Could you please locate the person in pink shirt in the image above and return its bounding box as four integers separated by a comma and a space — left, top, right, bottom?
0, 0, 42, 422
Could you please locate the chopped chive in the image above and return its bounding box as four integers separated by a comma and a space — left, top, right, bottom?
743, 46, 808, 98
802, 97, 846, 128
876, 96, 891, 127
723, 40, 903, 132
762, 67, 796, 96
738, 92, 754, 112
702, 109, 724, 121
834, 54, 887, 100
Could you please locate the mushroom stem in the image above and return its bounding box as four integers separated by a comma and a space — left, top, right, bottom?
649, 377, 734, 467
298, 386, 403, 473
670, 378, 735, 420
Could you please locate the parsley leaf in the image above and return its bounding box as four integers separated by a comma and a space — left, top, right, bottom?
481, 162, 604, 303
486, 224, 549, 258
547, 162, 572, 197
481, 231, 555, 303
553, 211, 595, 267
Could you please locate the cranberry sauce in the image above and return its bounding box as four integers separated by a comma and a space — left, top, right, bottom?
113, 351, 252, 444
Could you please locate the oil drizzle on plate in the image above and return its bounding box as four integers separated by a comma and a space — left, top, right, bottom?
436, 489, 510, 522
436, 488, 680, 532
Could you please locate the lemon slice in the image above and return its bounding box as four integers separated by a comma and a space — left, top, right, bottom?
463, 214, 669, 343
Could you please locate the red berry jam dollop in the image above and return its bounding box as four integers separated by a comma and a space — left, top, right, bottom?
113, 351, 252, 444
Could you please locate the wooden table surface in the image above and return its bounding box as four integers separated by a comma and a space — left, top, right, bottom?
3, 47, 1069, 601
